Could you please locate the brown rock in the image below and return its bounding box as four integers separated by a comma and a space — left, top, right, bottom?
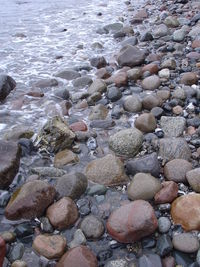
187, 126, 196, 135
0, 236, 6, 267
96, 68, 112, 79
142, 75, 161, 90
192, 40, 200, 48
107, 200, 158, 243
186, 168, 200, 193
180, 72, 198, 85
54, 149, 79, 168
154, 181, 178, 204
171, 194, 200, 231
164, 159, 192, 183
69, 121, 87, 132
33, 234, 66, 259
135, 113, 157, 133
5, 181, 56, 220
107, 72, 128, 87
156, 90, 170, 101
46, 197, 78, 230
142, 94, 161, 110
172, 105, 183, 115
162, 256, 175, 267
142, 64, 159, 75
26, 91, 44, 97
57, 246, 98, 267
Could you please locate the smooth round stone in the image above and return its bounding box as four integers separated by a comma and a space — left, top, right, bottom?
54, 149, 79, 168
153, 23, 169, 38
162, 256, 175, 267
173, 29, 186, 42
11, 260, 27, 267
0, 231, 16, 243
135, 113, 157, 133
171, 194, 200, 231
151, 107, 164, 118
80, 215, 104, 240
68, 229, 86, 249
180, 72, 198, 85
123, 95, 142, 113
40, 217, 54, 233
7, 243, 24, 263
158, 69, 170, 79
57, 246, 98, 267
0, 236, 6, 267
164, 16, 179, 27
87, 184, 107, 196
158, 217, 171, 233
142, 75, 161, 90
89, 104, 108, 120
186, 168, 200, 193
172, 87, 186, 100
117, 45, 145, 68
54, 88, 70, 100
164, 159, 192, 183
127, 173, 161, 201
142, 94, 161, 110
172, 233, 199, 253
14, 223, 34, 238
107, 87, 122, 102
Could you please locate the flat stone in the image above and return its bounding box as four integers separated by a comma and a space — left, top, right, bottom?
117, 45, 145, 67
107, 200, 158, 243
70, 121, 88, 132
153, 24, 169, 38
31, 167, 66, 177
127, 173, 161, 200
0, 141, 21, 189
154, 181, 178, 204
73, 76, 93, 89
54, 149, 79, 168
0, 74, 16, 101
5, 181, 56, 220
34, 78, 58, 88
80, 215, 104, 239
123, 95, 142, 113
127, 68, 142, 81
173, 29, 186, 42
7, 242, 24, 263
142, 75, 161, 90
105, 259, 128, 267
33, 234, 66, 259
160, 116, 186, 137
85, 154, 128, 186
46, 197, 78, 230
142, 94, 161, 110
54, 69, 80, 80
109, 128, 143, 158
11, 260, 28, 267
164, 16, 180, 27
172, 233, 199, 253
90, 56, 107, 69
88, 79, 107, 95
135, 113, 157, 133
171, 194, 200, 231
186, 168, 200, 193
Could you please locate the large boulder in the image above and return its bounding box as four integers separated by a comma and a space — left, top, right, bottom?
0, 74, 16, 101
107, 200, 158, 243
5, 181, 56, 220
117, 45, 145, 67
0, 141, 21, 189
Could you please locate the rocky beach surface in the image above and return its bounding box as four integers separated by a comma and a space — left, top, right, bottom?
0, 0, 200, 266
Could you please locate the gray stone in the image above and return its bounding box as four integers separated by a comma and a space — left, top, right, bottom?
104, 23, 123, 33
90, 56, 107, 69
73, 76, 93, 89
164, 16, 180, 27
186, 168, 200, 193
160, 116, 186, 137
88, 79, 107, 95
188, 25, 200, 40
121, 37, 138, 47
135, 113, 157, 133
172, 233, 199, 253
142, 75, 161, 90
156, 234, 173, 257
0, 74, 16, 101
105, 259, 128, 267
173, 29, 186, 42
54, 69, 80, 80
107, 87, 122, 102
127, 68, 142, 81
7, 243, 24, 263
158, 217, 171, 233
117, 45, 145, 67
68, 229, 86, 248
153, 24, 169, 38
89, 104, 108, 120
138, 254, 162, 267
80, 215, 104, 239
109, 128, 143, 157
172, 87, 186, 100
34, 78, 58, 88
31, 167, 66, 177
123, 95, 142, 113
87, 184, 107, 196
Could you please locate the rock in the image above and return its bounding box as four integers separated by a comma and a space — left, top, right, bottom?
164, 159, 192, 183
117, 45, 145, 67
109, 128, 143, 157
7, 243, 24, 263
162, 256, 175, 267
142, 75, 161, 90
54, 149, 79, 168
32, 234, 66, 259
0, 236, 6, 267
11, 260, 28, 267
90, 119, 115, 129
46, 197, 78, 230
57, 246, 98, 267
140, 31, 154, 41
55, 172, 88, 200
40, 217, 54, 233
138, 253, 162, 267
123, 95, 142, 113
35, 116, 75, 153
173, 29, 186, 42
126, 152, 160, 177
158, 217, 171, 233
105, 259, 128, 267
106, 72, 128, 87
87, 93, 101, 105
127, 68, 142, 81
173, 250, 194, 266
186, 168, 200, 193
153, 24, 169, 38
135, 113, 157, 133
70, 121, 88, 132
88, 79, 107, 95
172, 87, 186, 100
90, 56, 107, 69
0, 141, 21, 189
107, 87, 122, 102
87, 184, 107, 196
107, 200, 158, 243
54, 88, 70, 100
4, 126, 34, 141
180, 72, 198, 85
73, 76, 93, 89
55, 69, 80, 80
156, 234, 173, 257
0, 231, 16, 243
68, 229, 86, 248
104, 22, 123, 33
142, 64, 159, 75
14, 222, 34, 238
164, 16, 179, 27
85, 154, 128, 186
80, 215, 104, 239
142, 94, 161, 110
172, 233, 199, 253
127, 173, 161, 201
154, 181, 178, 204
89, 104, 108, 120
159, 138, 191, 161
161, 59, 176, 70
151, 107, 164, 118
171, 194, 200, 231
34, 78, 58, 88
5, 181, 56, 220
121, 37, 138, 47
0, 74, 16, 101
31, 167, 66, 177
158, 69, 170, 79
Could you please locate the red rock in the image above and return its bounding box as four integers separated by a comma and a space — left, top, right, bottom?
57, 246, 98, 267
171, 194, 200, 231
106, 200, 158, 243
106, 72, 128, 87
154, 181, 178, 204
142, 64, 159, 75
70, 121, 87, 132
192, 40, 200, 48
0, 236, 6, 267
162, 256, 175, 267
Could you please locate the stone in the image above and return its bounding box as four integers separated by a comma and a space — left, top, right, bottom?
117, 45, 145, 67
138, 254, 162, 267
158, 69, 170, 79
40, 217, 54, 233
172, 233, 199, 253
54, 149, 79, 168
32, 234, 66, 259
112, 128, 143, 157
126, 152, 160, 177
107, 200, 158, 243
172, 106, 183, 115
0, 231, 16, 243
0, 74, 16, 101
89, 104, 108, 120
107, 72, 128, 87
73, 76, 93, 89
180, 72, 198, 85
0, 141, 21, 189
11, 260, 28, 267
57, 246, 98, 267
142, 64, 159, 75
46, 197, 78, 230
121, 37, 138, 47
0, 236, 6, 267
158, 217, 171, 233
90, 119, 115, 129
104, 22, 123, 33
5, 181, 56, 220
7, 243, 24, 263
154, 181, 178, 204
164, 16, 179, 28
35, 116, 75, 153
85, 154, 128, 186
142, 75, 161, 90
4, 126, 34, 141
159, 138, 191, 161
135, 113, 157, 133
127, 173, 161, 201
55, 69, 80, 80
162, 256, 175, 267
55, 172, 88, 200
189, 25, 200, 39
140, 31, 154, 42
171, 194, 200, 231
54, 88, 70, 100
164, 159, 192, 183
151, 107, 164, 118
160, 116, 186, 137
127, 68, 142, 81
123, 95, 142, 113
88, 79, 107, 95
80, 215, 104, 239
31, 167, 66, 177
96, 67, 112, 79
105, 259, 128, 267
161, 59, 176, 70
70, 121, 88, 132
186, 168, 200, 193
107, 87, 122, 102
173, 29, 186, 42
68, 229, 86, 248
90, 56, 107, 69
153, 24, 169, 38
172, 88, 186, 100
156, 234, 173, 257
34, 78, 58, 88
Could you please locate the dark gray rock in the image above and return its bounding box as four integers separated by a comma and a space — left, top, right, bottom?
73, 76, 93, 89
0, 74, 16, 101
34, 78, 58, 88
90, 56, 107, 69
54, 88, 70, 100
90, 119, 115, 129
54, 69, 80, 80
121, 37, 138, 47
80, 215, 105, 239
138, 253, 162, 267
7, 243, 24, 263
107, 87, 122, 102
117, 45, 145, 67
156, 234, 173, 257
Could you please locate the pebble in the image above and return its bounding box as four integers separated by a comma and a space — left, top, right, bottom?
0, 236, 6, 267
138, 253, 162, 267
68, 229, 86, 248
123, 95, 142, 113
172, 233, 199, 253
160, 116, 186, 137
7, 243, 24, 263
54, 149, 79, 167
142, 75, 161, 90
0, 231, 16, 243
156, 234, 173, 257
80, 215, 105, 240
186, 168, 200, 193
0, 74, 16, 101
154, 181, 178, 204
158, 217, 171, 233
11, 260, 28, 267
117, 45, 145, 67
134, 113, 157, 133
